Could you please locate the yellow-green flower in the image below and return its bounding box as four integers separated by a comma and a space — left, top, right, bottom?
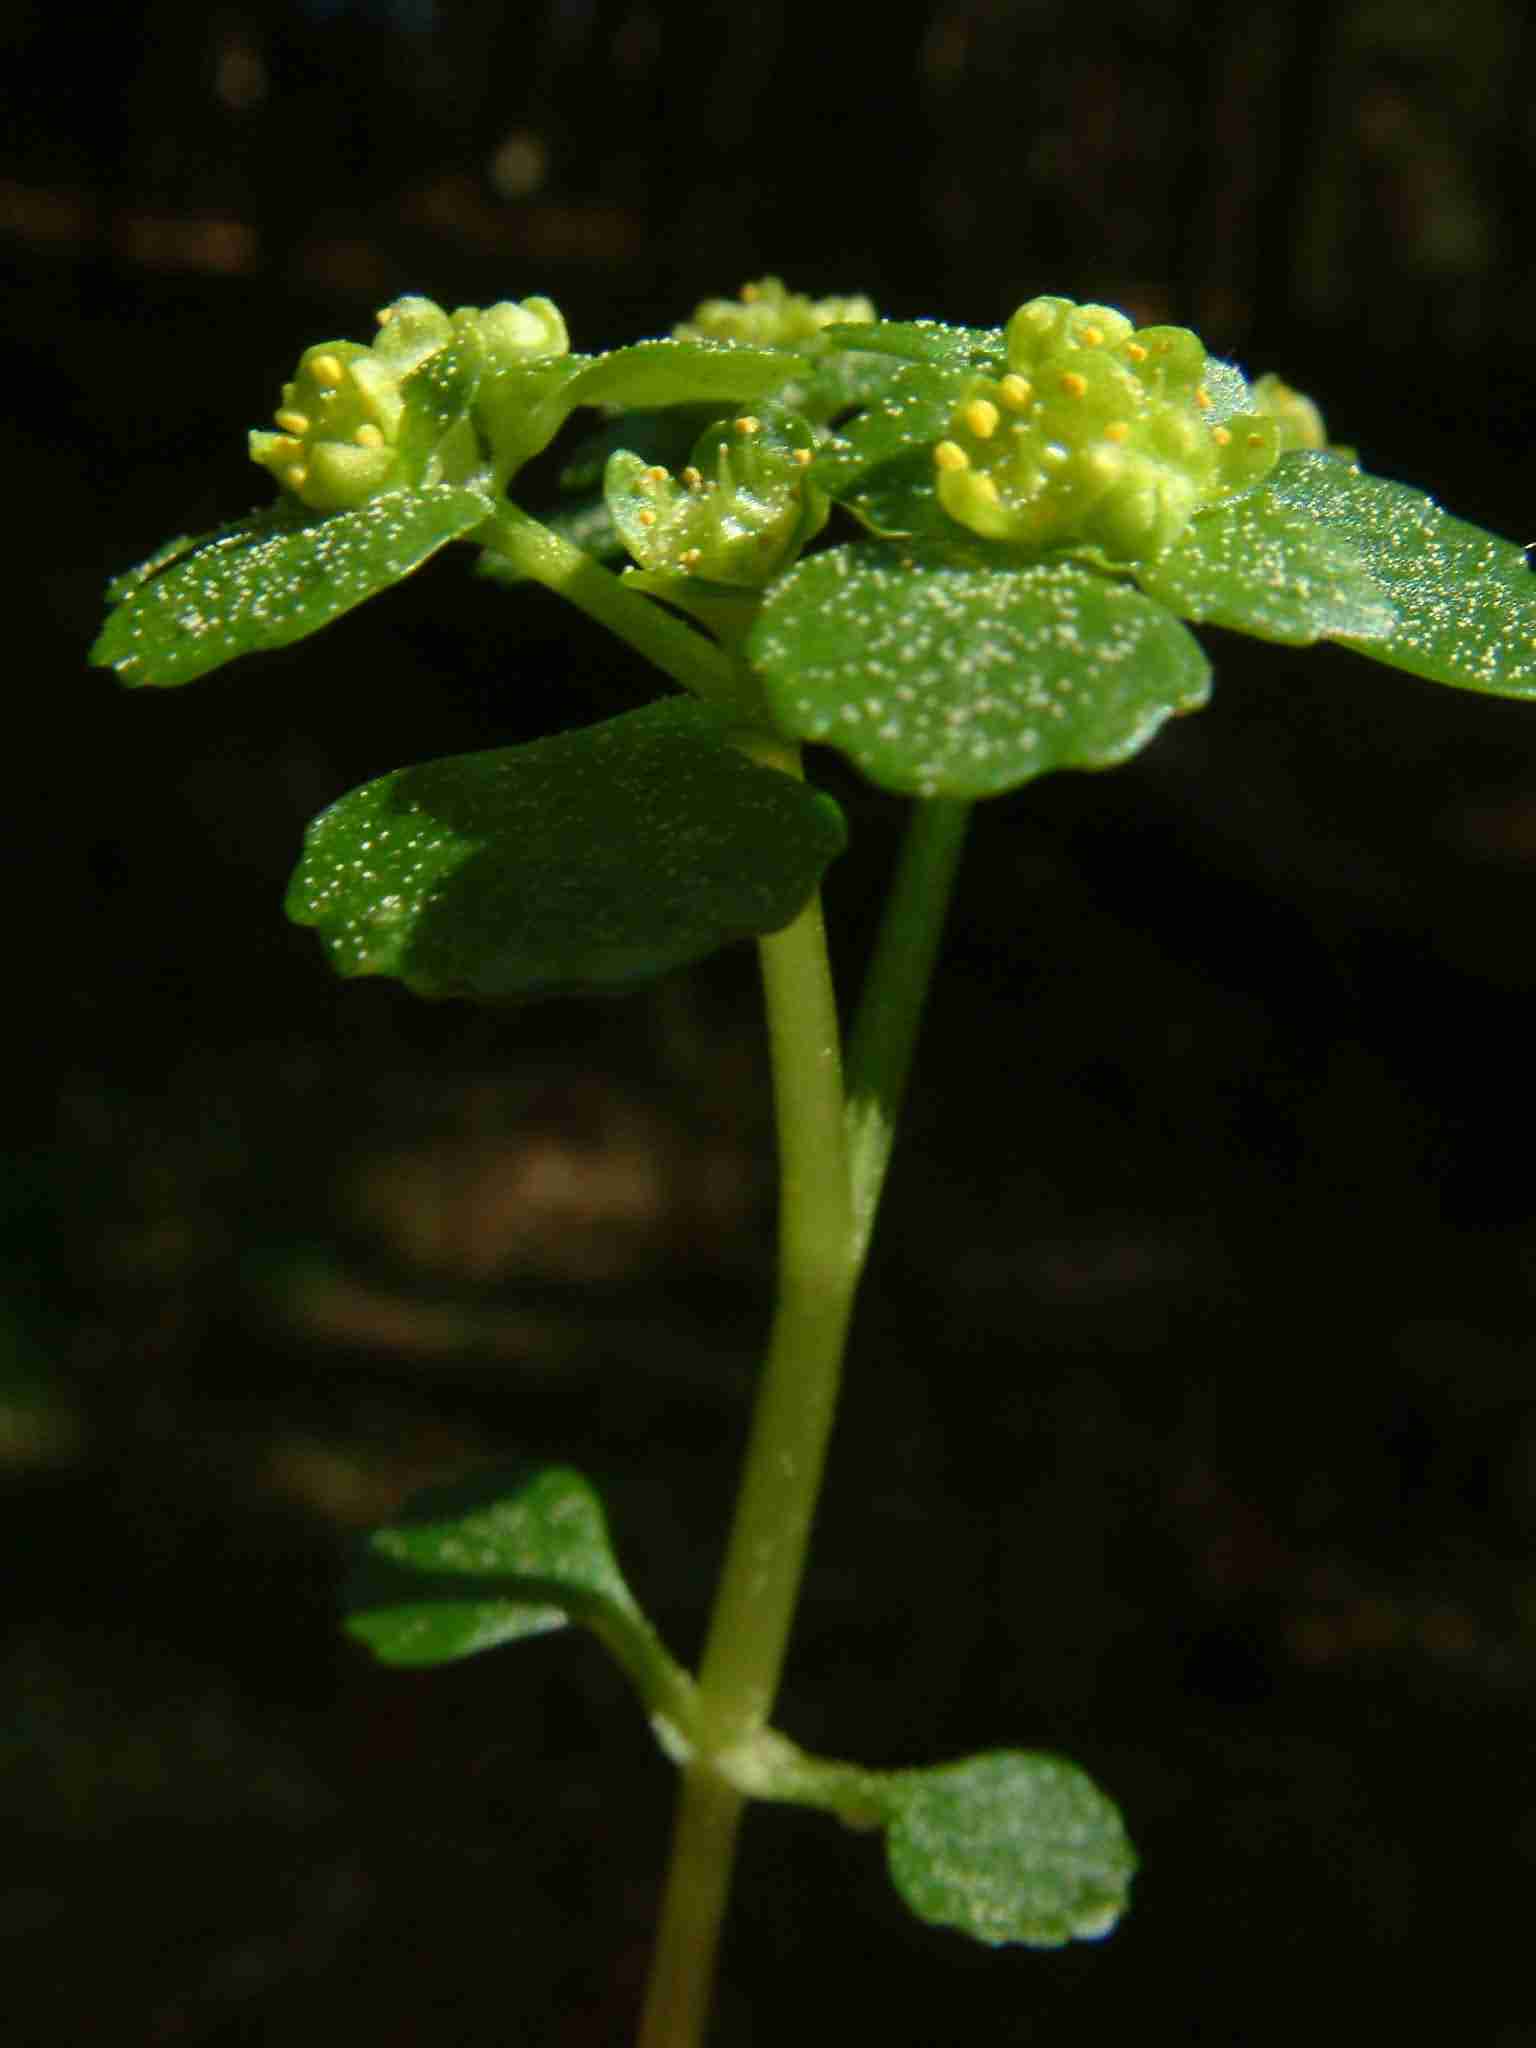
250, 294, 568, 513
676, 277, 875, 349
932, 296, 1280, 562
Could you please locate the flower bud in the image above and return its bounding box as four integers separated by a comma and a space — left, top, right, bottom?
934, 296, 1281, 561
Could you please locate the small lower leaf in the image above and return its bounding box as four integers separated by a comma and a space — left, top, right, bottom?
883, 1751, 1136, 1948
345, 1465, 642, 1667
750, 542, 1210, 797
287, 696, 847, 999
92, 484, 495, 687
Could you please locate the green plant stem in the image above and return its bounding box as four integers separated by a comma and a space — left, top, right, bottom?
638, 793, 972, 2047
484, 507, 742, 706
845, 798, 973, 1258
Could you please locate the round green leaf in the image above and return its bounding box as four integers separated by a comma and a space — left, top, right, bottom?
750, 543, 1211, 797
286, 696, 848, 1000
884, 1752, 1136, 1947
1262, 452, 1536, 694
92, 483, 494, 687
1136, 489, 1398, 645
345, 1465, 641, 1667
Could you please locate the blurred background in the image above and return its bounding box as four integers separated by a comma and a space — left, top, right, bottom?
8, 0, 1536, 2040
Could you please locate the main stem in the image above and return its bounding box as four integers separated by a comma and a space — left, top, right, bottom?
638, 796, 972, 2047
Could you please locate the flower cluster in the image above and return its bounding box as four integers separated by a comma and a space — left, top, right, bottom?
931, 296, 1280, 562
250, 295, 568, 513
675, 277, 875, 349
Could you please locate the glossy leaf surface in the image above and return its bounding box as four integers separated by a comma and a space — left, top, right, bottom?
883, 1752, 1136, 1947
346, 1465, 641, 1666
751, 543, 1210, 797
92, 484, 494, 687
568, 339, 809, 412
1137, 489, 1398, 645
1261, 452, 1536, 693
287, 696, 847, 999
820, 319, 1004, 370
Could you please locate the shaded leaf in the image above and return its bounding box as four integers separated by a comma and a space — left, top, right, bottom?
345, 1465, 642, 1667
808, 362, 972, 505
883, 1752, 1136, 1947
567, 339, 809, 412
1137, 489, 1398, 645
750, 543, 1210, 798
1261, 452, 1536, 694
287, 696, 847, 999
92, 484, 495, 687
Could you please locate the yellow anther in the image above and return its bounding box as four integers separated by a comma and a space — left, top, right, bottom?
274, 409, 310, 436
309, 354, 345, 389
1102, 420, 1131, 444
733, 415, 762, 435
353, 423, 386, 448
1212, 425, 1232, 447
1124, 341, 1149, 363
375, 306, 394, 325
933, 440, 970, 472
791, 447, 813, 466
1246, 431, 1266, 447
642, 465, 670, 483
963, 398, 1001, 439
283, 463, 308, 489
637, 509, 657, 527
681, 465, 703, 489
1060, 371, 1089, 399
269, 435, 304, 458
998, 373, 1033, 410
1080, 324, 1105, 347
1195, 386, 1213, 410
679, 546, 703, 568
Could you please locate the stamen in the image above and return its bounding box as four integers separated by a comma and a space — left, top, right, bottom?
309, 354, 345, 389
933, 441, 970, 471
963, 398, 1001, 438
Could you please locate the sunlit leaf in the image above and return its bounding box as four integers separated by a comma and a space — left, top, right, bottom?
287, 696, 847, 999
1137, 488, 1398, 645
750, 542, 1210, 797
91, 484, 495, 687
1260, 452, 1536, 694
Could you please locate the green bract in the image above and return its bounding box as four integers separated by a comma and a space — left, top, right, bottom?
931, 295, 1279, 562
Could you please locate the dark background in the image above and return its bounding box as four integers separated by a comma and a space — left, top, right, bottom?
8, 1, 1536, 2041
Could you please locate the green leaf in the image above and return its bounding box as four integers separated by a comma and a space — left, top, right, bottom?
286, 696, 847, 999
808, 362, 972, 505
820, 319, 1005, 371
91, 484, 495, 687
567, 339, 810, 412
345, 1465, 644, 1666
750, 542, 1211, 797
1260, 452, 1536, 694
883, 1752, 1136, 1947
827, 446, 959, 541
1136, 489, 1398, 645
